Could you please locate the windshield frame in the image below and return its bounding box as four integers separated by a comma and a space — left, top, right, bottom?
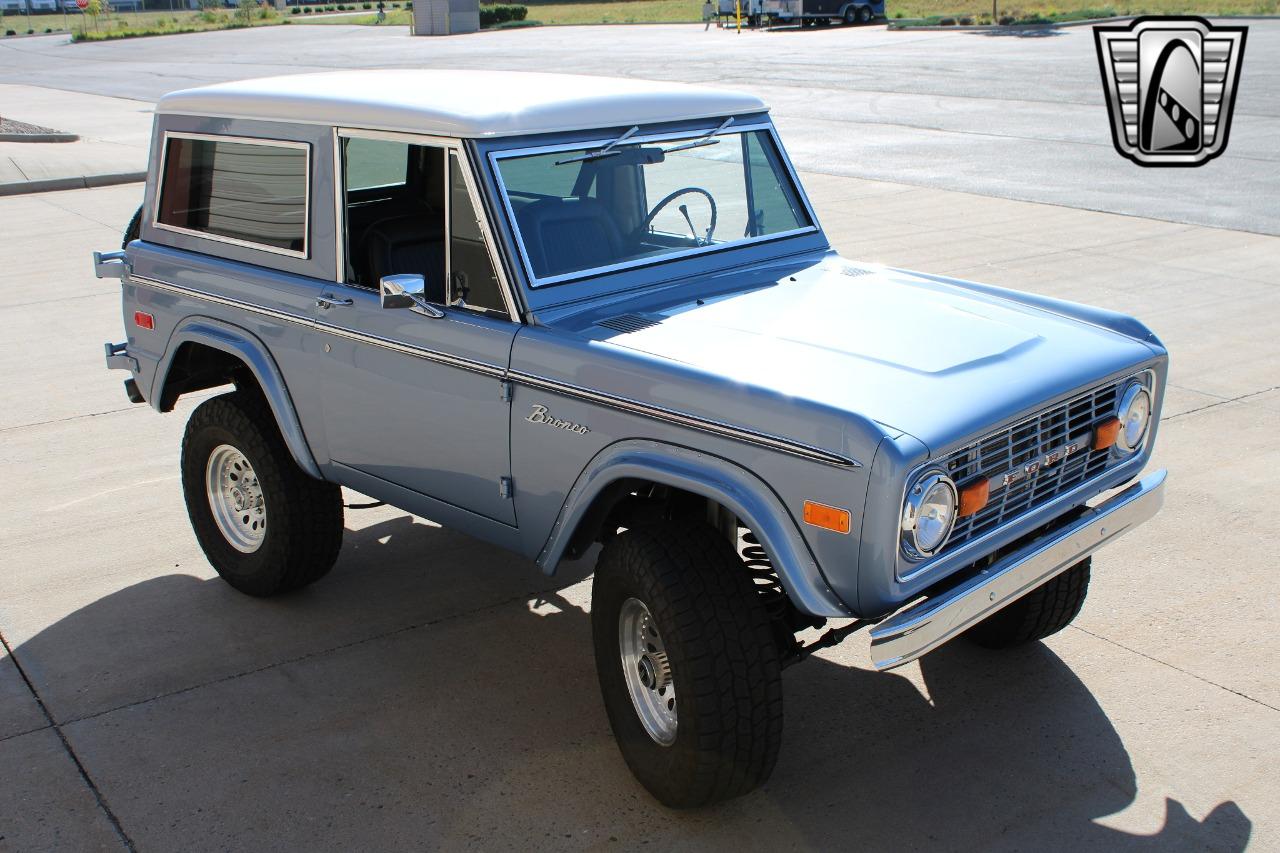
487, 120, 820, 289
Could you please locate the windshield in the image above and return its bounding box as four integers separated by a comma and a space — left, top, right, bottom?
493, 127, 814, 286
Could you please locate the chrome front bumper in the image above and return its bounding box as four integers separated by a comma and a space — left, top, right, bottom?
869, 469, 1167, 671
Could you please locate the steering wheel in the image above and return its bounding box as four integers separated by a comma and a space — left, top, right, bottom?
639, 187, 718, 246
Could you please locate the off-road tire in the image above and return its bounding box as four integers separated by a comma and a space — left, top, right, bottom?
591, 521, 783, 808
122, 204, 142, 249
965, 558, 1091, 649
181, 390, 343, 596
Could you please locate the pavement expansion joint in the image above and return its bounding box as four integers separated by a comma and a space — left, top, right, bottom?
59, 582, 572, 728
1070, 625, 1280, 714
0, 629, 137, 851
1161, 384, 1280, 423
0, 405, 149, 435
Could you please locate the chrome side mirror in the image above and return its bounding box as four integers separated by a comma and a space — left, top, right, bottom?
379, 274, 443, 318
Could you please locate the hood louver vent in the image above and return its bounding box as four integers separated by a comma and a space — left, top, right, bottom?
597, 313, 664, 334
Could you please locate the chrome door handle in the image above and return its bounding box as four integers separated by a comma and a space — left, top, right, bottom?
316, 294, 354, 309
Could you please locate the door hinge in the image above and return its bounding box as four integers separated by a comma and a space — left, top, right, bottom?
499, 477, 514, 500
499, 379, 513, 402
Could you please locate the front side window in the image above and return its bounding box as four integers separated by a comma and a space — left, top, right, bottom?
448, 151, 506, 316
339, 135, 507, 317
157, 135, 308, 254
494, 127, 812, 285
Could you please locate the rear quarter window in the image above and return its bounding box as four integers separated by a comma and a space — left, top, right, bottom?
156, 134, 310, 255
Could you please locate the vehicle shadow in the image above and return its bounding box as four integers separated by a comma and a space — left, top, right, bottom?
9, 512, 1253, 850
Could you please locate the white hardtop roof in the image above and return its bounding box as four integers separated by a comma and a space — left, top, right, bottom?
157, 70, 768, 138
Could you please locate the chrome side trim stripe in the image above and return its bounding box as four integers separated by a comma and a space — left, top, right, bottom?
131, 275, 504, 377
132, 274, 858, 468
132, 275, 311, 326
509, 371, 860, 469
313, 320, 505, 378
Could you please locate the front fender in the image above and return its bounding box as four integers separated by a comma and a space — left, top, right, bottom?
153, 316, 322, 480
537, 439, 853, 618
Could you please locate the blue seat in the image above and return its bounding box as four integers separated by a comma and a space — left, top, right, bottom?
516, 197, 626, 278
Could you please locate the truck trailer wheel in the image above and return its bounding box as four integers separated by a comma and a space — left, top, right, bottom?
181, 390, 344, 596
965, 558, 1091, 648
591, 521, 783, 808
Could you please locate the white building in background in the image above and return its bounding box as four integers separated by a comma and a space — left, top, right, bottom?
412, 0, 477, 34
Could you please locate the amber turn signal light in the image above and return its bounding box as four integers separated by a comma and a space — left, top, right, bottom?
803, 501, 851, 534
957, 478, 990, 518
1092, 417, 1122, 451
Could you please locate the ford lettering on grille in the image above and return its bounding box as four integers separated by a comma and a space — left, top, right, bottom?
940, 380, 1123, 553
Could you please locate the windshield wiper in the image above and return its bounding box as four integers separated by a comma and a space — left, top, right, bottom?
660, 117, 735, 154
555, 126, 640, 165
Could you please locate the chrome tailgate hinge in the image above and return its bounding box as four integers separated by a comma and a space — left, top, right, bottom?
104, 341, 138, 372
499, 477, 514, 500
93, 250, 130, 280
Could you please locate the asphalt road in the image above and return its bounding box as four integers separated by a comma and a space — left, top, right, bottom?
0, 20, 1277, 233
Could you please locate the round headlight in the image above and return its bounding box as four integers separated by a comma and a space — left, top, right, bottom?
902, 472, 958, 558
1116, 383, 1152, 453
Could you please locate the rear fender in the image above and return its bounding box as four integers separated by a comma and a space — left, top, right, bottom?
538, 439, 853, 618
154, 317, 322, 480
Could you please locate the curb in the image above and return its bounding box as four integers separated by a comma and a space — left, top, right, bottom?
0, 132, 80, 143
0, 171, 145, 197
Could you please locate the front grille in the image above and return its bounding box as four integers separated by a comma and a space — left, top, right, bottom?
939, 380, 1123, 552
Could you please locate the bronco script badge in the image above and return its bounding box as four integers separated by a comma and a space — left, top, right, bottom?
526, 404, 590, 435
1094, 17, 1247, 167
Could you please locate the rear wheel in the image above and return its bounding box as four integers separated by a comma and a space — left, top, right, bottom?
592, 521, 783, 808
843, 5, 857, 23
965, 558, 1091, 648
181, 390, 344, 596
856, 4, 873, 22
122, 204, 142, 249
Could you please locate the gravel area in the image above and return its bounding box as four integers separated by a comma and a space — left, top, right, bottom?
0, 116, 66, 135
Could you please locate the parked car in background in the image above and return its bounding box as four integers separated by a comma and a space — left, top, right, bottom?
96, 70, 1167, 808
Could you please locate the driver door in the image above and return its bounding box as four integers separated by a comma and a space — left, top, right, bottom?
316, 132, 519, 526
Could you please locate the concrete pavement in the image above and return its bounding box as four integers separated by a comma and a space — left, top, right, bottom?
0, 22, 1277, 232
0, 170, 1276, 850
0, 84, 150, 194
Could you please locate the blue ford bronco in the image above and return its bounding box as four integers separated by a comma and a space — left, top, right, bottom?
98, 70, 1167, 807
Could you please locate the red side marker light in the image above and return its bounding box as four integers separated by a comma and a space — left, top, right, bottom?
133, 311, 155, 330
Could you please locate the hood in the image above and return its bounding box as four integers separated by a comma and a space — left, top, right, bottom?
570, 257, 1157, 453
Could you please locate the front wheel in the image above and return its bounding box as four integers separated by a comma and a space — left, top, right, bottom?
965, 558, 1091, 648
591, 522, 783, 808
181, 390, 344, 596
